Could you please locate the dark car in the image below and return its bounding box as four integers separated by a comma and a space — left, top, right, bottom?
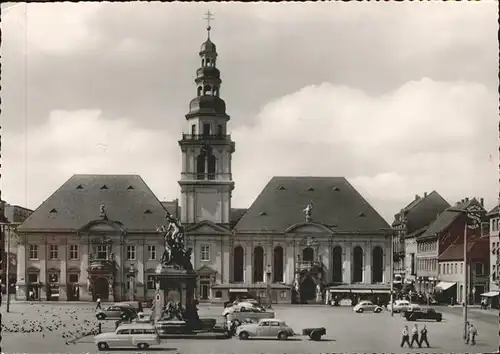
404, 307, 442, 322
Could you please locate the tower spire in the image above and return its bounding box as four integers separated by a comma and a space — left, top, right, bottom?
203, 10, 214, 39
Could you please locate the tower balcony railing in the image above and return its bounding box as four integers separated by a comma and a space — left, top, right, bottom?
182, 134, 231, 141
180, 172, 233, 181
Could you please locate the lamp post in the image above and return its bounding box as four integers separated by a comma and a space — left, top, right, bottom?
449, 204, 482, 341
266, 265, 272, 309
0, 222, 12, 313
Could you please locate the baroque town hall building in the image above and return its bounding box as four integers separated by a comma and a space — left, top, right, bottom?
15, 24, 392, 304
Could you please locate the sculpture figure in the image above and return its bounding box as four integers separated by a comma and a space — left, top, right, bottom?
157, 211, 193, 271
100, 204, 107, 220
303, 203, 313, 222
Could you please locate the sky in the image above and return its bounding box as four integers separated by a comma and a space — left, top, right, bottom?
1, 2, 498, 223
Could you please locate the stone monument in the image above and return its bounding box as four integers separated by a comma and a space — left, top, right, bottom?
154, 211, 199, 326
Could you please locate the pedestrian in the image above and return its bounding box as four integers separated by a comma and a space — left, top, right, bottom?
419, 325, 430, 348
400, 326, 411, 348
28, 290, 34, 304
96, 297, 102, 310
410, 324, 419, 348
468, 323, 478, 345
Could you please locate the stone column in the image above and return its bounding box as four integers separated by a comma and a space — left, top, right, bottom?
343, 244, 351, 284
59, 242, 68, 301
321, 243, 330, 283
16, 240, 27, 300
365, 243, 372, 284
244, 245, 252, 284
222, 239, 230, 283
137, 242, 145, 301
39, 241, 47, 300
285, 243, 294, 284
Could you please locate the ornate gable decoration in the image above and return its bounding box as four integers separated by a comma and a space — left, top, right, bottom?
186, 220, 230, 234
285, 222, 333, 234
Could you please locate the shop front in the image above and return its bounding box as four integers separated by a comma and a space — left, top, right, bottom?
67, 269, 80, 301
26, 267, 40, 300
47, 269, 60, 301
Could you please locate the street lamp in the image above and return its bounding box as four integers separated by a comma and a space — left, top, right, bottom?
448, 204, 482, 341
0, 222, 13, 313
266, 265, 272, 309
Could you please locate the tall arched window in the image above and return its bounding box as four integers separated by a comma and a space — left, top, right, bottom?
253, 246, 264, 282
303, 247, 314, 262
372, 246, 384, 283
273, 246, 284, 282
233, 246, 244, 282
217, 124, 223, 137
196, 152, 206, 180
332, 246, 343, 283
203, 85, 211, 95
207, 154, 216, 180
353, 246, 363, 283
197, 86, 202, 96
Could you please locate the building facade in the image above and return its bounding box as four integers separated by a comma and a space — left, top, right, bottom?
392, 191, 450, 286
15, 25, 393, 304
437, 236, 490, 304
415, 198, 485, 295
487, 206, 499, 293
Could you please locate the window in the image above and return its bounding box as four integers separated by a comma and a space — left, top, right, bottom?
49, 245, 59, 260
439, 263, 443, 275
29, 245, 38, 260
117, 329, 131, 335
460, 263, 464, 274
280, 291, 287, 299
148, 245, 156, 260
69, 245, 79, 260
258, 291, 266, 298
454, 263, 457, 274
214, 290, 222, 298
144, 329, 156, 334
201, 245, 210, 261
147, 275, 156, 290
69, 274, 79, 283
203, 123, 210, 136
28, 273, 38, 283
131, 329, 144, 334
191, 124, 196, 136
475, 263, 484, 276
96, 245, 108, 260
446, 264, 449, 274
127, 245, 136, 260
270, 321, 280, 327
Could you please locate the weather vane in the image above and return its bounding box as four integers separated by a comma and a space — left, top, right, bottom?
204, 10, 215, 37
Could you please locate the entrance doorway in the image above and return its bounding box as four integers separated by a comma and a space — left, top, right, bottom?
300, 275, 316, 303
93, 277, 109, 301
200, 281, 209, 300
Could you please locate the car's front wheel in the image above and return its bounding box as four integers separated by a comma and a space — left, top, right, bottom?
137, 343, 149, 349
374, 308, 382, 313
96, 313, 105, 320
239, 331, 249, 340
278, 332, 288, 340
357, 308, 364, 313
97, 342, 109, 350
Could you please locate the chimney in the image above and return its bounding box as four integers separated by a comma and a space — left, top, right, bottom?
424, 192, 428, 197
415, 194, 420, 200
480, 198, 484, 207
465, 197, 469, 202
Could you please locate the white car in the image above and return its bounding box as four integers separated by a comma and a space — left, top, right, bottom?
353, 301, 384, 313
222, 302, 265, 316
387, 300, 419, 313
236, 319, 294, 340
94, 323, 160, 350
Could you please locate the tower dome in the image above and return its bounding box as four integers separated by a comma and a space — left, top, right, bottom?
200, 38, 217, 55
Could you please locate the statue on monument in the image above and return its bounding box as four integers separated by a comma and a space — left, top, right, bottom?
100, 203, 108, 220
157, 211, 193, 271
303, 202, 313, 222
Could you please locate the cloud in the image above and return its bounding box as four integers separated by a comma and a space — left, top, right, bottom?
3, 78, 497, 223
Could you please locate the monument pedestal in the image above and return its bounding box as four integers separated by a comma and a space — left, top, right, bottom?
154, 266, 197, 321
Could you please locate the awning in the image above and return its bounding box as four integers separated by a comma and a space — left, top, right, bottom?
229, 288, 248, 293
480, 291, 499, 297
435, 281, 456, 291
328, 289, 349, 293
351, 289, 372, 294
372, 289, 391, 294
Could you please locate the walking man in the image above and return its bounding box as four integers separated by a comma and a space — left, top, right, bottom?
419, 325, 430, 348
468, 323, 478, 345
96, 297, 102, 310
400, 326, 411, 348
409, 324, 419, 348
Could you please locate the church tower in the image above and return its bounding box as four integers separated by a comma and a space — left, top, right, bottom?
178, 15, 235, 226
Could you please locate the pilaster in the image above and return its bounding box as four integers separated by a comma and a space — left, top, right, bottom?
343, 243, 351, 284
365, 242, 372, 284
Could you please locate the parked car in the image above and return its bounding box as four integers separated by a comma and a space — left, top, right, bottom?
96, 304, 137, 320
94, 323, 161, 350
353, 301, 384, 313
236, 319, 294, 340
387, 300, 419, 313
222, 302, 266, 316
404, 307, 442, 322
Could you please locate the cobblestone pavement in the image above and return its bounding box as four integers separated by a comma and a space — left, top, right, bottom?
1, 303, 497, 353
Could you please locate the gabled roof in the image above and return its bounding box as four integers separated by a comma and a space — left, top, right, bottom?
230, 208, 247, 229
17, 174, 167, 233
233, 176, 389, 232
438, 237, 489, 262
418, 198, 483, 240
487, 205, 499, 217
393, 191, 450, 234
